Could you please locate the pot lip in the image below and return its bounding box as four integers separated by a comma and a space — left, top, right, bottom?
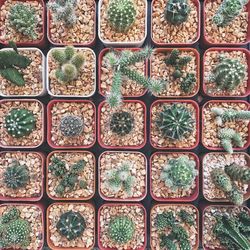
0, 0, 46, 47
150, 47, 200, 98
46, 0, 97, 46
202, 204, 250, 250
97, 99, 147, 149
0, 98, 45, 149
46, 150, 96, 201
98, 47, 148, 98
98, 0, 148, 47
151, 0, 201, 46
202, 151, 250, 203
149, 151, 199, 202
150, 203, 199, 250
46, 201, 96, 250
47, 99, 96, 149
97, 203, 147, 250
202, 47, 250, 98
149, 99, 200, 150
201, 99, 250, 151
98, 150, 148, 202
46, 47, 96, 98
203, 0, 250, 46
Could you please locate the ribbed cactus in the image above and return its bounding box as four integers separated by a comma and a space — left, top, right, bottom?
210, 56, 246, 91
4, 108, 36, 138
59, 115, 84, 137
164, 0, 191, 25
211, 168, 233, 192
1, 207, 20, 224
108, 216, 135, 244
8, 3, 38, 39
225, 163, 250, 183
178, 210, 195, 226
48, 157, 67, 177
156, 103, 195, 140
107, 0, 137, 33
180, 73, 196, 94
226, 184, 244, 205
155, 211, 175, 229
160, 156, 198, 191
56, 211, 86, 241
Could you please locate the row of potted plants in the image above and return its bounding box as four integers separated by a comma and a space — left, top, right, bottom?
0, 0, 249, 46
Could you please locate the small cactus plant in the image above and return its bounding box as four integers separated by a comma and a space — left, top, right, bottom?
8, 3, 38, 39
107, 0, 137, 33
155, 211, 175, 229
164, 0, 191, 25
211, 168, 233, 192
59, 115, 84, 137
4, 108, 36, 138
48, 157, 67, 177
156, 103, 195, 140
180, 73, 196, 94
56, 211, 86, 241
226, 184, 244, 206
108, 216, 135, 244
160, 156, 198, 191
178, 210, 195, 225
225, 163, 250, 183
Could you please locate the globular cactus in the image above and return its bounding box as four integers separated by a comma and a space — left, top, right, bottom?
156, 103, 195, 140
110, 111, 134, 136
226, 184, 244, 205
8, 3, 38, 39
47, 0, 77, 27
108, 216, 135, 244
225, 163, 250, 183
70, 159, 86, 174
107, 0, 137, 33
3, 161, 30, 189
164, 0, 191, 25
59, 115, 84, 137
210, 56, 246, 91
56, 211, 86, 241
1, 207, 20, 224
155, 211, 175, 229
211, 168, 233, 192
48, 157, 67, 177
180, 73, 196, 94
178, 210, 195, 225
160, 156, 198, 191
4, 108, 36, 138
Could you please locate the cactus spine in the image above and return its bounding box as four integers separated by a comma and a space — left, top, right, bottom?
225, 163, 250, 183
59, 115, 84, 137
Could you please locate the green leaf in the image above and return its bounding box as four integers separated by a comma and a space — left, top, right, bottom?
0, 68, 25, 86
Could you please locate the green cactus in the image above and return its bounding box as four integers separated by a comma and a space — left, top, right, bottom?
210, 56, 246, 91
107, 0, 137, 33
178, 210, 195, 226
56, 211, 86, 241
226, 184, 244, 205
3, 161, 30, 189
8, 3, 38, 39
164, 0, 191, 25
160, 156, 198, 191
108, 216, 135, 244
4, 108, 36, 138
211, 168, 233, 192
180, 73, 196, 94
156, 103, 195, 140
59, 115, 84, 137
1, 207, 20, 224
160, 234, 177, 250
155, 211, 175, 229
49, 157, 67, 177
225, 163, 250, 183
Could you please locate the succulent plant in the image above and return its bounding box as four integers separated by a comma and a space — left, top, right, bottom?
107, 0, 137, 33
226, 184, 244, 205
160, 156, 198, 191
3, 161, 30, 189
211, 168, 233, 192
8, 3, 38, 39
1, 207, 20, 224
155, 211, 175, 229
164, 0, 191, 25
47, 0, 77, 27
59, 115, 84, 137
180, 73, 196, 94
49, 157, 67, 177
56, 211, 86, 241
156, 103, 195, 140
225, 163, 250, 183
178, 210, 195, 226
209, 56, 246, 91
4, 108, 36, 138
108, 216, 135, 244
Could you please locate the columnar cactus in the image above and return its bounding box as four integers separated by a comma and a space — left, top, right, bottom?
156, 103, 195, 140
227, 184, 244, 206
225, 163, 250, 183
4, 108, 36, 138
59, 115, 84, 137
56, 211, 86, 241
211, 168, 233, 192
107, 0, 137, 33
155, 211, 175, 229
178, 210, 195, 225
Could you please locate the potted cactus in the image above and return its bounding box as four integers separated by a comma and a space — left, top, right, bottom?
47, 0, 96, 46
0, 0, 45, 47
0, 204, 44, 249
99, 151, 147, 201
98, 203, 146, 249
98, 0, 147, 46
47, 46, 96, 97
204, 0, 250, 45
47, 202, 95, 249
203, 48, 249, 97
151, 0, 200, 45
150, 100, 199, 149
202, 100, 250, 153
150, 48, 200, 97
150, 152, 199, 202
46, 151, 95, 200
47, 99, 96, 149
202, 205, 250, 250
0, 99, 44, 148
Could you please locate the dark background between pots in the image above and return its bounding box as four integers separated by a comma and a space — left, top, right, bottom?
0, 0, 249, 249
